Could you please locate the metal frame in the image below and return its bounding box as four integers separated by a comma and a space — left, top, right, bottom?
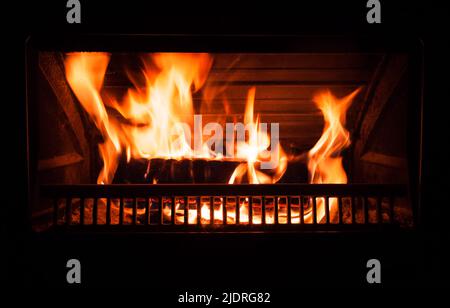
41, 183, 407, 232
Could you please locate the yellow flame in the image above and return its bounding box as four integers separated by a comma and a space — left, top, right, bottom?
228, 87, 288, 184
305, 88, 361, 223
65, 52, 359, 224
64, 53, 287, 185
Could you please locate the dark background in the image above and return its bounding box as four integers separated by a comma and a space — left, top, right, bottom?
3, 0, 449, 295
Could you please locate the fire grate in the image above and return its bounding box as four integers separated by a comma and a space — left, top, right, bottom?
39, 184, 408, 232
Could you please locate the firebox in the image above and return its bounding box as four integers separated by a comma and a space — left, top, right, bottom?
26, 35, 423, 233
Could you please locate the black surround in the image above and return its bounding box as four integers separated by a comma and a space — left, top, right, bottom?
6, 0, 449, 291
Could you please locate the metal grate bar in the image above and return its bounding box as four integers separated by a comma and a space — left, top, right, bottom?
325, 197, 330, 224
184, 196, 188, 225
106, 198, 111, 225
222, 196, 227, 225
92, 198, 98, 225
119, 198, 124, 225
338, 197, 343, 225
41, 184, 407, 230
312, 197, 317, 225
79, 197, 85, 225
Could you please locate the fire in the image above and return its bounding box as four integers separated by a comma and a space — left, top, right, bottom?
228, 87, 288, 184
64, 52, 359, 224
65, 53, 284, 185
64, 53, 120, 184
65, 52, 214, 184
305, 88, 361, 223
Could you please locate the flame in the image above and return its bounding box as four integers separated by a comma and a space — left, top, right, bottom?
65, 53, 286, 186
228, 87, 288, 184
305, 88, 361, 223
65, 52, 358, 225
65, 53, 120, 184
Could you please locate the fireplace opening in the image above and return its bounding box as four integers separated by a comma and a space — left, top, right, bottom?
27, 36, 421, 232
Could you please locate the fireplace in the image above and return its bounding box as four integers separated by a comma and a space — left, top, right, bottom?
27, 35, 422, 233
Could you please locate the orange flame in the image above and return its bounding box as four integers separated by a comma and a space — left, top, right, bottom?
228, 87, 288, 184
65, 52, 358, 224
305, 88, 361, 223
64, 53, 286, 186
65, 53, 120, 184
